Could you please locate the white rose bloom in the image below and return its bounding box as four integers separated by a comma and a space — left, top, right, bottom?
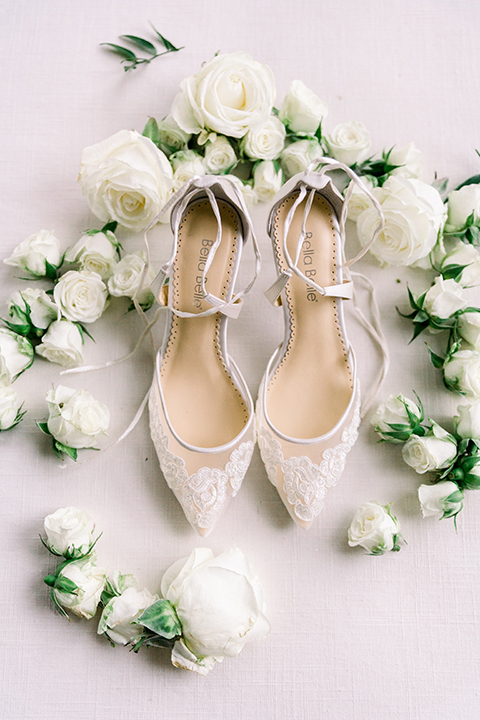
65, 231, 118, 280
46, 385, 110, 449
279, 80, 328, 135
326, 120, 371, 166
346, 177, 375, 222
402, 423, 457, 474
389, 142, 424, 179
171, 52, 276, 138
173, 159, 206, 191
418, 481, 463, 519
106, 570, 139, 596
7, 288, 59, 332
4, 229, 61, 277
0, 329, 34, 380
281, 138, 322, 179
253, 161, 283, 203
169, 149, 201, 172
0, 354, 11, 388
98, 586, 158, 645
53, 556, 105, 619
156, 115, 191, 156
223, 175, 258, 208
445, 184, 480, 233
357, 176, 446, 267
458, 312, 480, 350
444, 349, 480, 397
0, 386, 22, 431
108, 252, 155, 305
44, 507, 95, 556
347, 501, 400, 554
454, 400, 480, 439
241, 116, 286, 161
36, 319, 83, 367
54, 270, 107, 324
423, 276, 467, 319
441, 240, 480, 287
371, 394, 421, 442
203, 136, 236, 174
78, 130, 173, 231
162, 547, 270, 672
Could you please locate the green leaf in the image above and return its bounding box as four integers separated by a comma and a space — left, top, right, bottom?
143, 117, 160, 146
455, 174, 480, 191
45, 260, 58, 281
36, 421, 51, 436
150, 24, 181, 52
54, 576, 79, 594
427, 346, 445, 369
314, 122, 323, 143
441, 263, 468, 281
100, 43, 138, 62
137, 599, 182, 639
54, 441, 78, 462
410, 320, 429, 342
120, 35, 157, 55
432, 176, 449, 194
44, 574, 57, 588
101, 221, 118, 234
467, 225, 480, 244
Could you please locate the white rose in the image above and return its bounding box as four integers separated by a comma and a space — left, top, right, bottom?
444, 349, 480, 397
36, 319, 83, 367
65, 231, 118, 280
107, 570, 139, 596
44, 507, 95, 556
0, 386, 22, 431
241, 116, 286, 161
0, 354, 11, 388
402, 423, 457, 474
279, 80, 328, 135
370, 394, 422, 442
326, 120, 371, 166
107, 252, 155, 305
0, 329, 34, 380
173, 161, 206, 191
156, 115, 191, 156
347, 501, 401, 554
253, 161, 283, 202
4, 229, 61, 277
98, 586, 159, 645
441, 240, 480, 287
203, 136, 236, 174
223, 175, 258, 208
53, 556, 105, 619
423, 276, 467, 319
162, 547, 270, 670
78, 130, 173, 231
357, 176, 446, 267
171, 52, 276, 138
454, 400, 480, 439
389, 142, 424, 179
418, 481, 464, 519
346, 177, 375, 222
281, 138, 322, 179
445, 184, 480, 233
54, 270, 107, 324
46, 385, 110, 449
7, 288, 59, 333
458, 312, 480, 349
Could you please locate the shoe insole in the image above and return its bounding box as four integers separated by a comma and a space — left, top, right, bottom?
161, 199, 248, 448
267, 192, 353, 440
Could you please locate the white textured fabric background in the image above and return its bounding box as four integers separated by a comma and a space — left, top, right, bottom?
1, 1, 480, 718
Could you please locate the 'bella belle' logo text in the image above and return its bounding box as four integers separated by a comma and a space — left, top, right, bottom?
302, 233, 318, 302
193, 238, 214, 308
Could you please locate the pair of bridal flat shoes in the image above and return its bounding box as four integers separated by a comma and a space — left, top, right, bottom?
148, 162, 384, 535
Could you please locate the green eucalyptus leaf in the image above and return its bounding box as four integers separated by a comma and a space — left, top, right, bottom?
100, 43, 138, 62
150, 25, 181, 52
137, 599, 182, 639
120, 35, 157, 55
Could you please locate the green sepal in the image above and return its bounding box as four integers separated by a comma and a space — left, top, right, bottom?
440, 263, 469, 282
427, 346, 445, 369
136, 599, 182, 639
0, 403, 27, 431
45, 260, 58, 281
2, 319, 32, 336
455, 174, 480, 191
143, 117, 160, 146
73, 322, 94, 343
50, 589, 71, 621
432, 176, 449, 195
119, 35, 157, 55
314, 122, 323, 143
101, 221, 118, 234
36, 421, 51, 436
44, 574, 57, 588
53, 440, 78, 462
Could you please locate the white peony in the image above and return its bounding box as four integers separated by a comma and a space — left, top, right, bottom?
0, 386, 22, 431
241, 116, 286, 161
445, 184, 480, 233
44, 507, 95, 556
53, 556, 105, 619
203, 136, 236, 174
65, 231, 118, 280
78, 130, 173, 231
0, 329, 34, 380
171, 52, 276, 138
36, 319, 83, 367
54, 270, 107, 324
458, 312, 480, 350
279, 80, 328, 135
347, 501, 401, 554
98, 586, 159, 645
107, 252, 155, 305
4, 229, 62, 277
423, 276, 467, 319
441, 240, 480, 287
370, 393, 422, 442
402, 423, 457, 474
418, 481, 463, 519
253, 161, 283, 203
444, 349, 480, 398
7, 288, 59, 332
357, 176, 446, 267
326, 120, 371, 166
389, 142, 424, 179
162, 547, 270, 674
281, 138, 322, 179
46, 385, 110, 449
453, 400, 480, 439
346, 177, 375, 222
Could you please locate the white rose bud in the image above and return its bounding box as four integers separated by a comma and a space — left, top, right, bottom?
65, 231, 118, 280
423, 276, 467, 319
453, 400, 480, 439
54, 270, 107, 324
106, 570, 139, 596
458, 312, 480, 349
53, 556, 105, 619
108, 252, 155, 306
241, 116, 286, 161
279, 80, 328, 135
445, 184, 480, 233
444, 349, 480, 397
78, 130, 173, 231
281, 139, 322, 179
4, 229, 61, 277
171, 52, 276, 138
346, 177, 375, 222
203, 136, 236, 174
44, 507, 95, 556
156, 115, 191, 156
98, 586, 159, 645
389, 142, 424, 179
348, 501, 402, 555
0, 329, 34, 380
46, 385, 110, 449
36, 319, 83, 368
402, 422, 457, 474
441, 240, 480, 287
253, 161, 283, 202
326, 120, 371, 166
223, 175, 258, 208
172, 156, 205, 191
0, 386, 23, 431
0, 354, 11, 388
418, 481, 464, 520
7, 288, 59, 334
371, 394, 422, 442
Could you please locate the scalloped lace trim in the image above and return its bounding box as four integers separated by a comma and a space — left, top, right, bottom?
149, 395, 253, 529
